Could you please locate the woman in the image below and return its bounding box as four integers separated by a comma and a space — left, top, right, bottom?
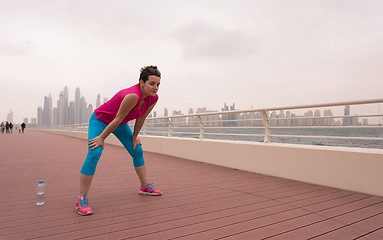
76, 65, 162, 216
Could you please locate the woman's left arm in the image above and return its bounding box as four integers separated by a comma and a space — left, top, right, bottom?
132, 101, 158, 150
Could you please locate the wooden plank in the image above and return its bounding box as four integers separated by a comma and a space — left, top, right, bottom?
309, 212, 383, 240
244, 201, 383, 239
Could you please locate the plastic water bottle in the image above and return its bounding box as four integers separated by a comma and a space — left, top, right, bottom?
36, 180, 45, 205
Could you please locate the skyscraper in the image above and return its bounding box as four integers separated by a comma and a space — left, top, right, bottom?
36, 86, 94, 126
64, 86, 69, 124
304, 110, 314, 126
53, 107, 58, 125
57, 90, 66, 125
69, 101, 76, 124
80, 96, 88, 123
88, 104, 93, 121
7, 110, 13, 122
96, 94, 101, 109
343, 105, 351, 126
37, 107, 43, 126
314, 109, 325, 126
278, 110, 285, 126
75, 87, 81, 124
43, 95, 52, 126
324, 109, 335, 126
285, 111, 291, 126
222, 103, 237, 126
270, 111, 278, 126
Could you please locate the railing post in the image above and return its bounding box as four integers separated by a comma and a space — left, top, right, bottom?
197, 115, 204, 139
167, 118, 172, 137
261, 110, 271, 143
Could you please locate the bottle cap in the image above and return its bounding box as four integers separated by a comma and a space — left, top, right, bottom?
39, 180, 43, 184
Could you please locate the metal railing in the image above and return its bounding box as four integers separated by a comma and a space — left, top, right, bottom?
43, 99, 383, 149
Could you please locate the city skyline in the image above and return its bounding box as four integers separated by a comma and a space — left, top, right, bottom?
36, 86, 96, 127
3, 86, 376, 127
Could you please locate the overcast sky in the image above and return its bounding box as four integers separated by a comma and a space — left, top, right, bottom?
1, 0, 382, 123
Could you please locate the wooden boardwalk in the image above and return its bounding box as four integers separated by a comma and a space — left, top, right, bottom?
0, 130, 382, 240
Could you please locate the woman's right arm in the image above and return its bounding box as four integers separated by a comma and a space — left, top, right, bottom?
88, 93, 138, 150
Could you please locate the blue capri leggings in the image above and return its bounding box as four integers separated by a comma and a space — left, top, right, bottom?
80, 113, 145, 176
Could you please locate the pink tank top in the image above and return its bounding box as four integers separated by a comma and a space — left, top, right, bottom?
94, 84, 158, 125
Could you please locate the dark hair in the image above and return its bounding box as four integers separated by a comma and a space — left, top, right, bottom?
139, 65, 161, 82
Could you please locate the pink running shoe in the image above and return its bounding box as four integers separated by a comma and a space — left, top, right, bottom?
76, 193, 93, 216
139, 183, 162, 196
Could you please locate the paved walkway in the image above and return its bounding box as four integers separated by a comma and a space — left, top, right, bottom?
0, 130, 382, 240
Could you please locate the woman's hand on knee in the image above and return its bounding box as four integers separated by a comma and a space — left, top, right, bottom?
132, 137, 142, 151
89, 136, 105, 151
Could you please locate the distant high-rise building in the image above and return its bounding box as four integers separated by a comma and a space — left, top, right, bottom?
43, 95, 52, 126
314, 109, 325, 126
304, 110, 314, 126
255, 112, 263, 127
344, 105, 350, 115
173, 110, 182, 115
23, 118, 28, 124
75, 87, 81, 124
230, 103, 235, 111
343, 105, 351, 126
278, 110, 285, 126
239, 112, 248, 127
54, 86, 70, 125
196, 107, 218, 127
37, 106, 43, 126
88, 104, 94, 120
96, 94, 101, 108
222, 103, 228, 112
196, 107, 207, 113
351, 115, 359, 126
222, 103, 237, 126
80, 96, 88, 123
187, 108, 197, 126
53, 107, 58, 126
68, 101, 76, 124
164, 108, 168, 117
270, 111, 278, 126
172, 110, 185, 126
285, 111, 291, 126
324, 109, 335, 126
64, 86, 69, 124
103, 97, 108, 104
57, 91, 65, 125
34, 86, 97, 126
7, 110, 13, 122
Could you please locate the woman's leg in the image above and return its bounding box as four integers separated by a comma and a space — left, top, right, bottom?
113, 124, 148, 186
134, 165, 148, 186
79, 113, 107, 196
80, 174, 94, 196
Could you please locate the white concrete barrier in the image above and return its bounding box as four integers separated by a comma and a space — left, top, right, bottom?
36, 129, 383, 197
